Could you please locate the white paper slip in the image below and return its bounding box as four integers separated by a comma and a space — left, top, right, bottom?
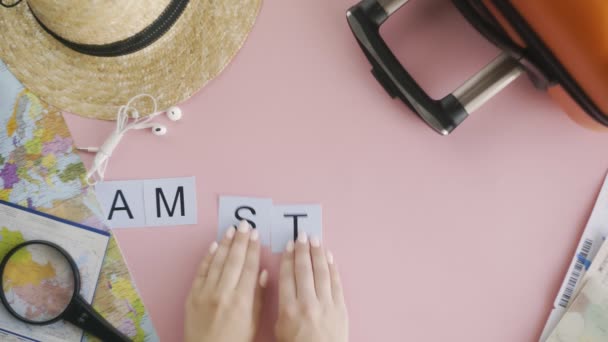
143, 177, 198, 227
95, 177, 197, 228
547, 272, 608, 342
569, 239, 606, 305
540, 172, 608, 341
95, 180, 146, 228
271, 205, 323, 253
216, 196, 323, 253
218, 196, 273, 246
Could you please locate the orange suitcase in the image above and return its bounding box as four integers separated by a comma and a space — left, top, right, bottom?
347, 0, 608, 135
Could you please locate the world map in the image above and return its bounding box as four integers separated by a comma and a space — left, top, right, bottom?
0, 60, 158, 341
0, 200, 112, 342
1, 228, 76, 326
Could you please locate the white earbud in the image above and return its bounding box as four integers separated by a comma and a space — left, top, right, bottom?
166, 106, 182, 121
151, 124, 167, 136
81, 95, 184, 184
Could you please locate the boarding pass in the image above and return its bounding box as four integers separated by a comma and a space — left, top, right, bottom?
539, 172, 608, 341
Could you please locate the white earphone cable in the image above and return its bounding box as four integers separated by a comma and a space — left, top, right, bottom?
80, 94, 162, 185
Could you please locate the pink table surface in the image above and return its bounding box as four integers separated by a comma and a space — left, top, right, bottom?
64, 0, 608, 341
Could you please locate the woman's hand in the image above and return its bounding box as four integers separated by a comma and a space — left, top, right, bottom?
275, 232, 349, 342
184, 221, 267, 342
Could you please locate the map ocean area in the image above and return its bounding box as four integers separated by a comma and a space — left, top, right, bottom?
0, 201, 109, 342
0, 59, 158, 341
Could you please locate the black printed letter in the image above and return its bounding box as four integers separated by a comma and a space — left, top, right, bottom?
284, 213, 308, 241
108, 190, 133, 220
156, 186, 185, 218
235, 206, 257, 228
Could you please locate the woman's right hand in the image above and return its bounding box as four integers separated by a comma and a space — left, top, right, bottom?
275, 232, 348, 342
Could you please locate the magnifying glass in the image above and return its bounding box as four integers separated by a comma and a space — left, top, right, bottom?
0, 240, 131, 342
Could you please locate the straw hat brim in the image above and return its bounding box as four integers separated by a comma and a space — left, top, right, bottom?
0, 0, 262, 120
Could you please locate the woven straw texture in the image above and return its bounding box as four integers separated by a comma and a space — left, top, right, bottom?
0, 0, 262, 120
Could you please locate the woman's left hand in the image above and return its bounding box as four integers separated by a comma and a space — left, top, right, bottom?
184, 220, 267, 342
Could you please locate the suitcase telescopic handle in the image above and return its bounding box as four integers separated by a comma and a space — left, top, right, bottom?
347, 0, 523, 135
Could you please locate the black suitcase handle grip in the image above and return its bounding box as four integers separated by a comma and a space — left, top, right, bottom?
347, 0, 522, 135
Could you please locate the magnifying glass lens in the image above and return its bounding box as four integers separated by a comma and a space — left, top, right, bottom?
2, 243, 75, 323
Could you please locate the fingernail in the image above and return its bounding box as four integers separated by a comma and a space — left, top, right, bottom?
250, 229, 259, 241
298, 232, 308, 244
310, 237, 320, 248
259, 270, 268, 288
209, 241, 218, 254
225, 226, 235, 239
327, 251, 334, 265
286, 240, 294, 252
237, 220, 250, 233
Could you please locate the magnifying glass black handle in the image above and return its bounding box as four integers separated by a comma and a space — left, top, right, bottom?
63, 295, 131, 342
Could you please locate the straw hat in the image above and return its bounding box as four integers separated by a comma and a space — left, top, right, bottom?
0, 0, 262, 120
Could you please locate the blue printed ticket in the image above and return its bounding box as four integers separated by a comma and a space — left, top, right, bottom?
540, 172, 608, 341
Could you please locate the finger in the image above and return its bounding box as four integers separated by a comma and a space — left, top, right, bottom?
236, 228, 261, 295
191, 241, 218, 291
278, 240, 296, 307
205, 226, 236, 289
327, 251, 345, 304
310, 237, 332, 301
294, 232, 316, 301
253, 270, 268, 330
218, 220, 252, 290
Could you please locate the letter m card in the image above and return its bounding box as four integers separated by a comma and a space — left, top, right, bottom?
143, 177, 198, 227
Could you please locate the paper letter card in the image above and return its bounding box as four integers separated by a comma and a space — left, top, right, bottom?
218, 196, 273, 245
541, 172, 608, 341
96, 177, 197, 228
271, 205, 322, 253
218, 196, 322, 253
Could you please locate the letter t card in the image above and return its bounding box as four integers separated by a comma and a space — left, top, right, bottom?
271, 205, 322, 253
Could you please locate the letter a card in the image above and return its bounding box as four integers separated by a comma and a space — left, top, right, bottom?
95, 180, 145, 228
218, 196, 272, 246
